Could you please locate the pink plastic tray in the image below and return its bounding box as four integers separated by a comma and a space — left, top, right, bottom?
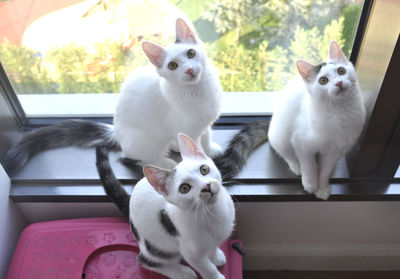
7, 217, 242, 279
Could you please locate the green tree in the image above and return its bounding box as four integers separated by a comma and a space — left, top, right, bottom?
0, 39, 55, 94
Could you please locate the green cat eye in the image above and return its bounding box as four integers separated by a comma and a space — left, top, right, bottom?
319, 77, 329, 85
187, 49, 196, 58
168, 61, 178, 70
338, 67, 346, 75
179, 183, 191, 194
200, 165, 210, 175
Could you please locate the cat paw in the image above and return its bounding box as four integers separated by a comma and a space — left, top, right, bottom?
302, 176, 318, 193
205, 141, 223, 158
314, 186, 331, 200
169, 140, 180, 153
210, 248, 226, 267
180, 266, 198, 279
288, 161, 301, 176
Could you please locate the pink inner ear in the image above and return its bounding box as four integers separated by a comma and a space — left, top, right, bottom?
144, 166, 169, 194
176, 18, 197, 44
329, 41, 347, 62
142, 41, 165, 68
296, 59, 315, 82
177, 133, 206, 160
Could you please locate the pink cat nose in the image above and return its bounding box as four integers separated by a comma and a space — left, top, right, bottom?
335, 81, 343, 89
185, 68, 193, 76
201, 184, 211, 193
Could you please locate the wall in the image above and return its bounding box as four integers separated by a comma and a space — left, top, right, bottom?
0, 166, 28, 277
15, 200, 400, 271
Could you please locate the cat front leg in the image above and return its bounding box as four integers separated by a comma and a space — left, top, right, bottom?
169, 140, 180, 153
210, 247, 226, 267
201, 126, 223, 158
138, 257, 198, 279
315, 152, 342, 200
181, 248, 225, 279
294, 147, 318, 194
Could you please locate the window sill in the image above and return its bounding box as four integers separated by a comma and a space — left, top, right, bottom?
9, 128, 400, 202
18, 91, 278, 117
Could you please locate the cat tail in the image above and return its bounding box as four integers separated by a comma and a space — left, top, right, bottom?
3, 119, 119, 176
96, 146, 130, 219
214, 120, 269, 180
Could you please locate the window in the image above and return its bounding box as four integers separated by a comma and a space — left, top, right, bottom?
1, 0, 399, 202
0, 0, 364, 117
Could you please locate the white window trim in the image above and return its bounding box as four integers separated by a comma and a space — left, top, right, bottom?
18, 91, 278, 117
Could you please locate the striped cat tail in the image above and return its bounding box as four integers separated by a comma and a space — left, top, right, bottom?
215, 120, 269, 180
96, 146, 130, 219
3, 119, 119, 176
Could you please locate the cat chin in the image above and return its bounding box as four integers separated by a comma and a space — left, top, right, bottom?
200, 192, 219, 204
183, 74, 202, 84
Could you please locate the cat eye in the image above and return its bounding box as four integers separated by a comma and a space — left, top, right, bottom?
179, 183, 191, 194
187, 49, 196, 58
200, 165, 210, 175
319, 77, 329, 85
338, 67, 346, 75
168, 61, 178, 70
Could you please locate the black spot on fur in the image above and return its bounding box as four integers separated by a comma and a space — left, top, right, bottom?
214, 120, 270, 180
130, 221, 140, 241
159, 209, 179, 237
96, 146, 130, 220
145, 239, 177, 259
314, 62, 327, 74
138, 253, 162, 268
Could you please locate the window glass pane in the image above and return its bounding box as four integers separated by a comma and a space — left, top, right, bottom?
0, 0, 364, 116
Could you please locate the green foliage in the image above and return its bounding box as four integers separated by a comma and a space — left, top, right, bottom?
0, 39, 55, 94
0, 0, 363, 95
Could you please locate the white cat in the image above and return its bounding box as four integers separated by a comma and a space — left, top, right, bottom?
129, 133, 235, 279
4, 18, 222, 175
113, 18, 223, 169
268, 41, 366, 200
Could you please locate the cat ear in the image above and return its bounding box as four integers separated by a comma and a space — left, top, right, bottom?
177, 133, 206, 160
329, 41, 347, 63
142, 41, 166, 68
144, 166, 170, 195
176, 18, 197, 44
296, 59, 316, 82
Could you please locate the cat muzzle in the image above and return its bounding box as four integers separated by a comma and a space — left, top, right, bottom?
185, 68, 194, 77
335, 81, 343, 90
201, 184, 211, 193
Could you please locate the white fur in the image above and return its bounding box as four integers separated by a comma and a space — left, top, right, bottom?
130, 134, 235, 279
268, 42, 366, 200
113, 19, 222, 169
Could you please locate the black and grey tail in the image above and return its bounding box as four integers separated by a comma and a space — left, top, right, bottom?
3, 119, 119, 176
214, 120, 269, 180
96, 146, 130, 219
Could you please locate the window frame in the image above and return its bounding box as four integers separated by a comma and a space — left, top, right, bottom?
1, 0, 400, 203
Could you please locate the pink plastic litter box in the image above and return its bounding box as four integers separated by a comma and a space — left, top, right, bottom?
7, 217, 243, 279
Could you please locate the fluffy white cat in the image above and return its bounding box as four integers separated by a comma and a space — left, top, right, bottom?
268, 41, 366, 199
113, 18, 223, 169
4, 18, 223, 175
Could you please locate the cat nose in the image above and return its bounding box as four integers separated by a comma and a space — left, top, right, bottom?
185, 68, 193, 75
201, 183, 211, 193
335, 81, 343, 89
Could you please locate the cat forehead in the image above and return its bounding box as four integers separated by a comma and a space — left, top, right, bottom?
171, 159, 214, 179
165, 43, 201, 58
175, 159, 211, 171
316, 61, 348, 76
